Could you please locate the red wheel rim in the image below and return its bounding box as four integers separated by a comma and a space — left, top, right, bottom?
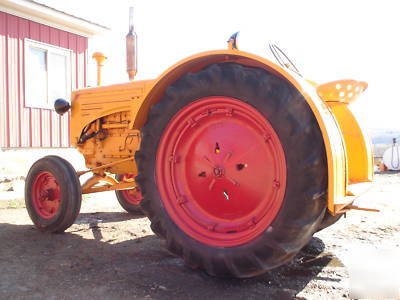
31, 171, 61, 219
120, 174, 142, 205
156, 96, 287, 247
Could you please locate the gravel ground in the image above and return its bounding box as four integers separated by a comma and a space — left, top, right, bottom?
0, 172, 399, 299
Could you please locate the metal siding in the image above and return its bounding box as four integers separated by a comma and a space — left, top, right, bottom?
0, 12, 88, 148
0, 12, 8, 147
39, 24, 51, 147
59, 30, 70, 147
77, 36, 85, 89
68, 33, 77, 148
7, 14, 20, 148
29, 21, 42, 148
49, 27, 60, 147
18, 17, 31, 147
69, 33, 77, 89
84, 37, 88, 87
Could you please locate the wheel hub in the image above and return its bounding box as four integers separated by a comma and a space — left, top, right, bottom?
213, 167, 224, 177
156, 96, 287, 247
31, 171, 61, 219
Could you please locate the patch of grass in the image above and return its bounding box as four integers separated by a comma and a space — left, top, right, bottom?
82, 194, 92, 201
6, 199, 25, 209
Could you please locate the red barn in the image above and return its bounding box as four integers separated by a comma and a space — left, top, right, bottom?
0, 0, 108, 148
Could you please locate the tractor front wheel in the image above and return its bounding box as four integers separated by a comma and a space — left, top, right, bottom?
25, 155, 82, 233
137, 63, 328, 278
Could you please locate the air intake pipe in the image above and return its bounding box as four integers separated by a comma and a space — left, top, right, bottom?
126, 7, 137, 81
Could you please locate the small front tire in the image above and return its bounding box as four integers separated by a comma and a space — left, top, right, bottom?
25, 155, 82, 233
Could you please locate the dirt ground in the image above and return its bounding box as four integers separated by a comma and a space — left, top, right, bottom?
0, 172, 399, 299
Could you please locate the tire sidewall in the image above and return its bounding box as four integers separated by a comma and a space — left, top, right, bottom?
115, 174, 143, 214
25, 156, 81, 232
138, 63, 328, 277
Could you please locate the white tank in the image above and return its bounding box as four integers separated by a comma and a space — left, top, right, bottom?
383, 145, 400, 170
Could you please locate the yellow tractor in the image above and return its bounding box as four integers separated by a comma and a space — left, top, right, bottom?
25, 16, 375, 278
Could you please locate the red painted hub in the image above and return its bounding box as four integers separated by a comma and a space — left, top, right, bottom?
156, 97, 287, 247
31, 171, 61, 219
121, 174, 142, 205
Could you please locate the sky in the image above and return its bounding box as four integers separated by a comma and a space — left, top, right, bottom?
37, 0, 400, 130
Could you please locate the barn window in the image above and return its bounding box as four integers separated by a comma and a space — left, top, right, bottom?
24, 39, 72, 109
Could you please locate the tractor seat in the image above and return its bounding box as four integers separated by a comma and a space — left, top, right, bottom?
316, 79, 368, 104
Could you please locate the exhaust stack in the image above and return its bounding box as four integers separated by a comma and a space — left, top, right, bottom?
126, 7, 137, 81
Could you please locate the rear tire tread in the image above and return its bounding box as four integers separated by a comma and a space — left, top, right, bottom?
137, 63, 328, 278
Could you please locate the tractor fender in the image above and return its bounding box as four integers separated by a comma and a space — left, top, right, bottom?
133, 49, 348, 213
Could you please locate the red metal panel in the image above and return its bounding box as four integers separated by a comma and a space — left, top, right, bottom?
39, 24, 51, 147
67, 33, 78, 148
0, 12, 88, 148
60, 113, 69, 147
6, 14, 20, 147
0, 12, 8, 148
58, 30, 69, 53
77, 36, 85, 89
18, 17, 31, 147
68, 33, 77, 89
59, 30, 70, 147
29, 21, 41, 147
49, 27, 58, 45
49, 27, 60, 147
84, 37, 88, 87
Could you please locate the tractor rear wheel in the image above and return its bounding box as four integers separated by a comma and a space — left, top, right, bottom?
136, 63, 328, 278
25, 155, 82, 233
115, 174, 143, 214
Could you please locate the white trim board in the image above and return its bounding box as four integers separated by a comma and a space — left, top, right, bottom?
0, 0, 109, 37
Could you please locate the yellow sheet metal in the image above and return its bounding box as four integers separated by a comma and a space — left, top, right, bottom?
132, 49, 349, 214
70, 49, 373, 214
